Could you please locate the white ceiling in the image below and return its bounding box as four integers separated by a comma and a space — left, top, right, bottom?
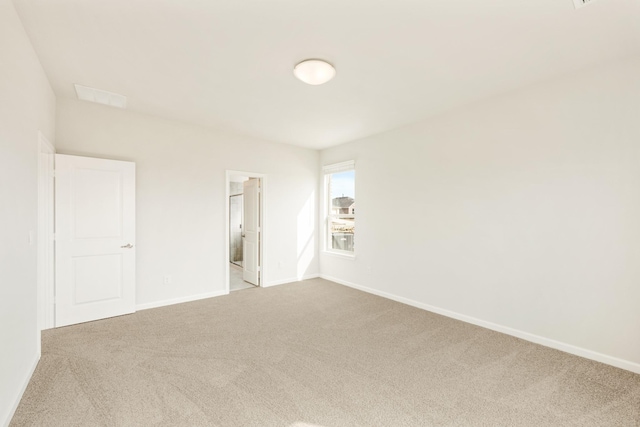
13, 0, 640, 149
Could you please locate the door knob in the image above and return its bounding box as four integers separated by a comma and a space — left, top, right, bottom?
121, 243, 134, 249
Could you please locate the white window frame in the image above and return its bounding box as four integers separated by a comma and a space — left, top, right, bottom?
323, 160, 356, 258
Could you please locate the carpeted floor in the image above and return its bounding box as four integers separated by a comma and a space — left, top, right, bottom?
10, 278, 640, 426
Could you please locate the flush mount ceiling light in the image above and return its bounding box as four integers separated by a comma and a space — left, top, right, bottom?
293, 59, 336, 85
74, 84, 127, 108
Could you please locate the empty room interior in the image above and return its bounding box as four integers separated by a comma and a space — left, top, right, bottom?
2, 0, 640, 425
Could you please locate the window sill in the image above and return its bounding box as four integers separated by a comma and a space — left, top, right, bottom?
322, 250, 356, 261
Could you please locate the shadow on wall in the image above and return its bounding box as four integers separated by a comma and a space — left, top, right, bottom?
297, 192, 315, 280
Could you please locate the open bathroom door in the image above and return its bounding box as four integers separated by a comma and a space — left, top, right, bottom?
242, 178, 260, 285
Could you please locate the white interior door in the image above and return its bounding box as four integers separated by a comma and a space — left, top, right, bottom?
243, 178, 260, 285
55, 154, 136, 327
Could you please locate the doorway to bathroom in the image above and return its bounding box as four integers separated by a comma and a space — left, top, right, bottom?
229, 193, 243, 268
226, 171, 265, 292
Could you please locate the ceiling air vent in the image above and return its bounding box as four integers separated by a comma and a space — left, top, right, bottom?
74, 84, 127, 109
573, 0, 598, 9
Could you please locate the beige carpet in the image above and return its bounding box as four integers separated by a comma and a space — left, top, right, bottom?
11, 279, 640, 426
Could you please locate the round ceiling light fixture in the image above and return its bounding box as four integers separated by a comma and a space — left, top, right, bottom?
293, 59, 336, 85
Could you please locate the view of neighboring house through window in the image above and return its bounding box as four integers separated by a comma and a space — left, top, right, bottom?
324, 161, 355, 254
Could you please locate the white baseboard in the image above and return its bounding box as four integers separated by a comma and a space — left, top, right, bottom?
320, 274, 640, 375
2, 353, 40, 427
263, 273, 320, 288
136, 290, 227, 311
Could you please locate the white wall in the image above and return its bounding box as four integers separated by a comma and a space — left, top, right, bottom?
56, 98, 319, 307
0, 1, 56, 425
320, 57, 640, 372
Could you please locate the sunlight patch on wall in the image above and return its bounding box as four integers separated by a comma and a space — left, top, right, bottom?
297, 192, 315, 280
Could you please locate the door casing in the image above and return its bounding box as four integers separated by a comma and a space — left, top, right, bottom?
225, 170, 266, 293
37, 132, 55, 337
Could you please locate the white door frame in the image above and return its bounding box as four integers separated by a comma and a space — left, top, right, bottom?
37, 132, 55, 335
225, 170, 266, 293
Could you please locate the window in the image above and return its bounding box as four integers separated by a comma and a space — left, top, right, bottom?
324, 161, 355, 255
